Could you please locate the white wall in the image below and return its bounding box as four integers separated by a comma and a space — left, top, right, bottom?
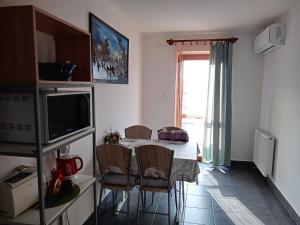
0, 0, 142, 224
142, 32, 263, 161
260, 2, 300, 215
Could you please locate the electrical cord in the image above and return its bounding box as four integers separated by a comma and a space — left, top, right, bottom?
66, 210, 70, 225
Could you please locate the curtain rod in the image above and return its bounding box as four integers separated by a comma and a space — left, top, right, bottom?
166, 37, 238, 46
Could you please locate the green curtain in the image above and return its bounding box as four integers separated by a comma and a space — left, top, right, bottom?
203, 42, 233, 166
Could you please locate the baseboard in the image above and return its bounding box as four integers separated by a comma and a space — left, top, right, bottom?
230, 160, 256, 168
266, 178, 300, 225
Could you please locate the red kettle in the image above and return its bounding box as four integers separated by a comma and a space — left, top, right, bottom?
56, 155, 83, 178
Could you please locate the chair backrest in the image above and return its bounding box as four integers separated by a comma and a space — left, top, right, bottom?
96, 144, 132, 176
135, 145, 174, 181
125, 125, 152, 139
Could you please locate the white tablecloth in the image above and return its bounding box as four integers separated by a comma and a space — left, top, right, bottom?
120, 139, 200, 183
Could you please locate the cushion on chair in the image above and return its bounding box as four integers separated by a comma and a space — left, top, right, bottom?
101, 172, 136, 190
158, 129, 189, 142
136, 176, 171, 192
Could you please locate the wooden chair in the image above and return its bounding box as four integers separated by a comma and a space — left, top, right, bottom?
125, 125, 152, 139
135, 145, 177, 225
96, 144, 135, 225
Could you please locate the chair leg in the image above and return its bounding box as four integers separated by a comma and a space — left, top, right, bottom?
136, 189, 141, 224
174, 182, 178, 211
182, 181, 185, 205
115, 190, 118, 201
151, 192, 155, 206
127, 191, 131, 225
143, 191, 146, 212
98, 187, 103, 224
168, 190, 171, 225
112, 190, 115, 216
140, 189, 144, 209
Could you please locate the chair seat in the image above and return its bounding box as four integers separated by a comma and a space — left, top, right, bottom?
136, 177, 171, 192
101, 172, 136, 190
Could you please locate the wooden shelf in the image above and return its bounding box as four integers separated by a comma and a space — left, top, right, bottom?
0, 175, 96, 225
37, 80, 93, 86
0, 128, 95, 157
0, 5, 91, 85
34, 7, 90, 37
0, 82, 94, 93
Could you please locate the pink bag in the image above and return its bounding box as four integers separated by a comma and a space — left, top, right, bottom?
158, 128, 189, 142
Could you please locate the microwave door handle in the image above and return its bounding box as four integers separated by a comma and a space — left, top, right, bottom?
80, 95, 91, 125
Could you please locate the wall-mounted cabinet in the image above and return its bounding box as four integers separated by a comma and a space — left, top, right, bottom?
0, 5, 91, 84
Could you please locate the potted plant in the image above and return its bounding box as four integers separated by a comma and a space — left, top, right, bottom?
104, 128, 121, 144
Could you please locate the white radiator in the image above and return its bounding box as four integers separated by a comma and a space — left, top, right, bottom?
253, 128, 275, 177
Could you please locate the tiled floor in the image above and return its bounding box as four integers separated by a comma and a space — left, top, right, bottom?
97, 163, 296, 225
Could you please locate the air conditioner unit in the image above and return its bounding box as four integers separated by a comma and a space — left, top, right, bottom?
254, 23, 285, 54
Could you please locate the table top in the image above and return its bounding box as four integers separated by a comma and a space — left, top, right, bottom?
120, 138, 199, 161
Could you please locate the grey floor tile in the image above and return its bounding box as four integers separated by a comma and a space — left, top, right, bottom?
184, 208, 214, 225
214, 212, 243, 225
214, 212, 278, 225
208, 185, 237, 198
97, 164, 296, 225
238, 199, 273, 216
100, 213, 137, 225
270, 205, 297, 225
277, 217, 297, 225
186, 184, 211, 197
136, 213, 155, 225
152, 214, 175, 225
156, 202, 177, 218
255, 214, 288, 225
212, 197, 245, 213
210, 175, 234, 186
197, 177, 211, 186
160, 192, 178, 206
186, 195, 212, 209
183, 223, 210, 225
234, 189, 265, 201
243, 213, 279, 225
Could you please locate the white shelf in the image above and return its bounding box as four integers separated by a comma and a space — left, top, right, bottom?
0, 128, 95, 157
0, 175, 96, 225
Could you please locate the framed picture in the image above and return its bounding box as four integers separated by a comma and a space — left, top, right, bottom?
89, 13, 129, 84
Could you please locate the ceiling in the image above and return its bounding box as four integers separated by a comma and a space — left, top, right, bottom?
108, 0, 296, 33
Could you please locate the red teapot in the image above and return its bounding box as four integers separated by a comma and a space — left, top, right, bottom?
56, 155, 83, 179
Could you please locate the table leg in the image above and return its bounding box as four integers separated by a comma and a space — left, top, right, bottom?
176, 181, 186, 224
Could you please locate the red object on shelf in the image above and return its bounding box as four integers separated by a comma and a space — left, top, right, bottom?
197, 155, 203, 162
47, 169, 64, 197
56, 155, 83, 177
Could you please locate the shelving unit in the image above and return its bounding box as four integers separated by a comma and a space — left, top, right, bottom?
0, 5, 98, 225
0, 84, 98, 225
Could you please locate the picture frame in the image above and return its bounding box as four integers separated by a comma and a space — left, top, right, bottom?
89, 13, 129, 84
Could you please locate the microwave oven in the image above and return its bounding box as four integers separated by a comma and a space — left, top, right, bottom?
0, 91, 91, 144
